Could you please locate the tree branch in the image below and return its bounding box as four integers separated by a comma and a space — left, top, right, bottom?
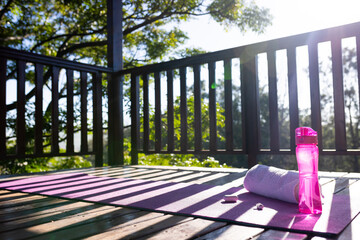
0, 0, 14, 21
56, 40, 107, 58
123, 13, 169, 35
123, 6, 209, 36
30, 27, 107, 52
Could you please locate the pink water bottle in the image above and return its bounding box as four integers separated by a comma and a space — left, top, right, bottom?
295, 127, 322, 214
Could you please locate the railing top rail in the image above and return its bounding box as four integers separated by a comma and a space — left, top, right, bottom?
119, 21, 360, 75
0, 46, 112, 73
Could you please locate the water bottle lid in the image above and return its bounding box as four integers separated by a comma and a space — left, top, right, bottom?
295, 127, 318, 144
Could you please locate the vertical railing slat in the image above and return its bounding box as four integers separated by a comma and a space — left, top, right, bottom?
131, 73, 140, 164
108, 74, 124, 165
17, 60, 26, 156
0, 57, 6, 157
241, 53, 259, 167
143, 74, 149, 152
35, 63, 44, 155
154, 71, 161, 152
180, 67, 187, 152
287, 47, 299, 151
224, 59, 233, 151
66, 69, 74, 153
93, 72, 103, 167
357, 36, 360, 144
308, 43, 323, 150
208, 61, 217, 151
193, 64, 202, 152
267, 51, 280, 151
51, 66, 60, 154
331, 38, 347, 151
80, 71, 88, 153
167, 70, 174, 152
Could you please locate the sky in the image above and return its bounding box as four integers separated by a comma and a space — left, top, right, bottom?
166, 0, 360, 126
180, 0, 360, 52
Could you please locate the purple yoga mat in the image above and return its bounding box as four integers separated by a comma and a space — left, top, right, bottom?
1, 173, 359, 235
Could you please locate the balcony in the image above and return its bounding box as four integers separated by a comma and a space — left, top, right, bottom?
1, 11, 360, 240
2, 22, 360, 170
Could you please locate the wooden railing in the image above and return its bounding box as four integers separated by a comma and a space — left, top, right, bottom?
122, 22, 360, 167
0, 47, 110, 167
2, 21, 360, 169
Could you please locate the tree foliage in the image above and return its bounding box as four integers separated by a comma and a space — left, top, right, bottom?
1, 0, 272, 66
0, 0, 273, 173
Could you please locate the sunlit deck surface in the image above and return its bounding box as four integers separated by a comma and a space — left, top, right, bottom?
0, 166, 359, 240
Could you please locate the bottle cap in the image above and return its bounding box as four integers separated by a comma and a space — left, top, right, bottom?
295, 127, 318, 144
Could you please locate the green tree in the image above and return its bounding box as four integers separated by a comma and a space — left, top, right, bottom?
1, 0, 272, 173
1, 0, 272, 66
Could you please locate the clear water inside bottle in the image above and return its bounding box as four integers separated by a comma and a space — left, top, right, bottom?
298, 173, 322, 214
296, 144, 322, 214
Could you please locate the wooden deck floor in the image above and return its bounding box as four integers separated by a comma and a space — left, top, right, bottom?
0, 166, 359, 240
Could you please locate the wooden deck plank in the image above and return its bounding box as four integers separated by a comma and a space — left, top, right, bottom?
135, 218, 227, 240
0, 205, 140, 240
0, 201, 100, 232
0, 190, 44, 199
27, 212, 173, 240
194, 224, 265, 240
84, 214, 193, 240
255, 229, 307, 240
0, 197, 70, 217
0, 194, 52, 209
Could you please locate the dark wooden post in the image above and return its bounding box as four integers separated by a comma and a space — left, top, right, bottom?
193, 64, 202, 152
130, 73, 140, 164
287, 47, 299, 151
267, 51, 280, 151
93, 72, 104, 167
0, 58, 6, 160
180, 67, 188, 152
308, 44, 322, 150
241, 49, 259, 168
224, 59, 234, 151
17, 60, 26, 156
208, 62, 217, 152
107, 0, 124, 165
51, 66, 60, 154
331, 38, 347, 151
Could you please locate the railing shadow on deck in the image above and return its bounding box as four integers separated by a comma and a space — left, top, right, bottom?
2, 21, 360, 170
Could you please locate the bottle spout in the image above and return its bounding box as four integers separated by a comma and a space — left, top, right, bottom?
295, 127, 318, 144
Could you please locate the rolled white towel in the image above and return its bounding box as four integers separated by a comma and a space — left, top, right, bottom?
243, 164, 299, 204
